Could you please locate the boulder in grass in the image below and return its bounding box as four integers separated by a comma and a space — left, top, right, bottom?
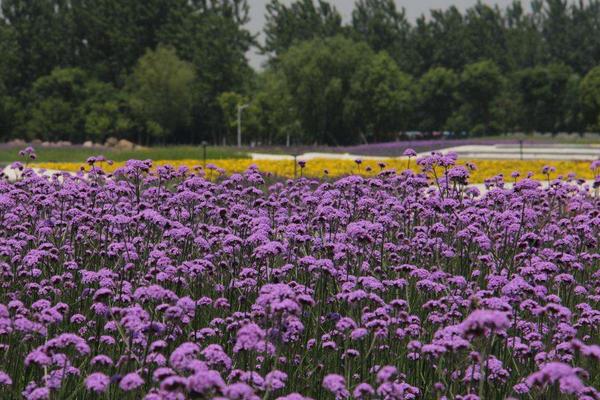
31, 139, 42, 145
116, 139, 135, 150
7, 139, 26, 147
83, 140, 94, 148
105, 137, 118, 147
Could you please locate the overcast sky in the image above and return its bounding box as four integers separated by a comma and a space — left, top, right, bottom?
245, 0, 532, 69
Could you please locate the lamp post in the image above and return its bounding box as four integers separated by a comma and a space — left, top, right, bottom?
519, 139, 523, 160
237, 103, 249, 148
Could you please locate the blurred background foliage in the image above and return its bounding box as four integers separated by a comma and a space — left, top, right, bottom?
1, 0, 600, 146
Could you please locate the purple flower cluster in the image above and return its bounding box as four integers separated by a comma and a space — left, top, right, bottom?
0, 152, 599, 399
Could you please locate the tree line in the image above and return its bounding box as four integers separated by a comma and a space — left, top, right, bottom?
1, 0, 600, 146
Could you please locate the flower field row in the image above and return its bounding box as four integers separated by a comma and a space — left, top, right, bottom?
33, 158, 596, 183
0, 150, 599, 400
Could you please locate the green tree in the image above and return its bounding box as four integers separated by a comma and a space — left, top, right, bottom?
567, 0, 600, 74
0, 20, 19, 93
504, 1, 546, 70
541, 0, 571, 66
515, 63, 575, 133
0, 83, 18, 140
415, 67, 459, 132
464, 3, 508, 68
1, 0, 74, 90
159, 0, 254, 144
253, 70, 301, 145
70, 0, 183, 84
351, 0, 411, 69
0, 21, 20, 139
5, 0, 600, 143
448, 60, 504, 135
264, 0, 343, 57
426, 7, 470, 71
82, 81, 134, 142
127, 45, 196, 144
489, 82, 522, 134
580, 66, 600, 130
278, 36, 373, 145
217, 92, 260, 145
22, 67, 133, 142
345, 52, 413, 142
405, 17, 435, 76
23, 68, 90, 141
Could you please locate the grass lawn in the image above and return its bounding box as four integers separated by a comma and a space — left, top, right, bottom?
1, 133, 599, 164
0, 145, 249, 164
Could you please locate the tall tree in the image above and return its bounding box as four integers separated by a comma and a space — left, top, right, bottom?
504, 1, 546, 70
279, 36, 373, 145
562, 72, 583, 132
23, 68, 96, 142
1, 0, 74, 89
406, 17, 435, 76
159, 0, 254, 144
464, 3, 508, 68
580, 66, 600, 131
567, 0, 600, 74
217, 91, 259, 145
0, 20, 19, 138
351, 0, 411, 70
345, 52, 413, 141
541, 0, 570, 65
0, 20, 19, 93
70, 0, 181, 84
82, 81, 134, 143
427, 7, 470, 71
415, 67, 459, 131
263, 0, 343, 58
253, 70, 301, 145
448, 60, 503, 134
489, 80, 522, 134
126, 45, 196, 144
515, 63, 575, 133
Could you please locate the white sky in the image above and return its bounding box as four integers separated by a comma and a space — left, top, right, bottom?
245, 0, 533, 69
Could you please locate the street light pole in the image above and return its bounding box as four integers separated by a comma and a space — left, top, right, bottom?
519, 140, 523, 160
237, 103, 249, 148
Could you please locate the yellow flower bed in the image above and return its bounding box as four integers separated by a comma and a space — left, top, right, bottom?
32, 158, 597, 183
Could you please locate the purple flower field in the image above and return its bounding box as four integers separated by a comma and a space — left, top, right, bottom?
0, 152, 599, 400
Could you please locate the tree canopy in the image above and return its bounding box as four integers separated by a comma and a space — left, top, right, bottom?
1, 0, 600, 145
